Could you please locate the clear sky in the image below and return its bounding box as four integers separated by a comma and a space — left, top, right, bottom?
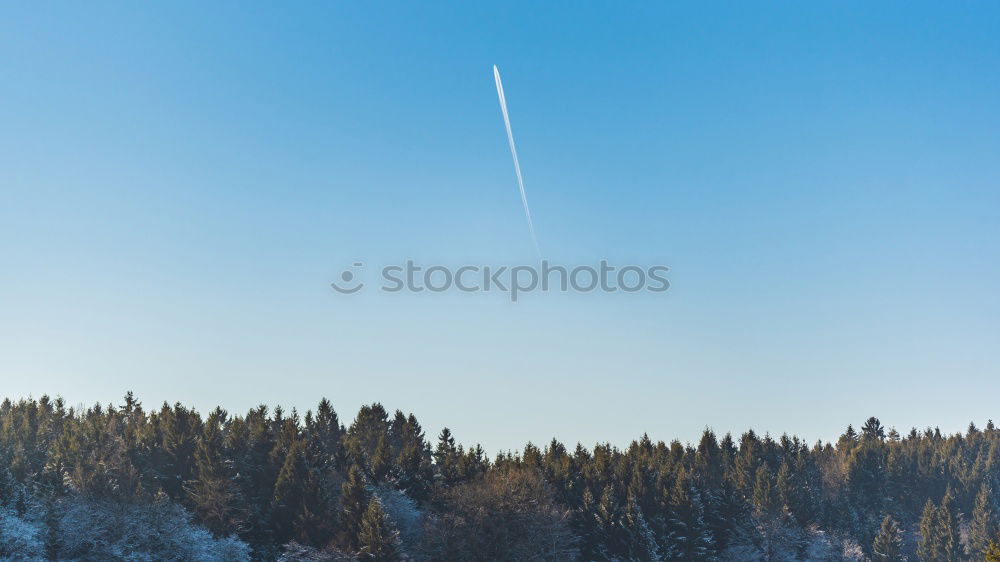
1, 3, 998, 453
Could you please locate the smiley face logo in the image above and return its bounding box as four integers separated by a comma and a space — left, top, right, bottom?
331, 262, 365, 294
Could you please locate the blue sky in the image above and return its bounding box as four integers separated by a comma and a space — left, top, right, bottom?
1, 3, 998, 453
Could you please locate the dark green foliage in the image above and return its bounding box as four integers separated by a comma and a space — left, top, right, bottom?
271, 439, 335, 547
935, 492, 961, 562
421, 468, 578, 561
1, 396, 1000, 560
338, 464, 369, 551
345, 404, 391, 480
918, 499, 936, 562
187, 408, 244, 537
433, 427, 461, 486
872, 514, 903, 561
970, 484, 998, 559
43, 498, 61, 560
918, 492, 962, 562
358, 498, 401, 561
313, 398, 345, 470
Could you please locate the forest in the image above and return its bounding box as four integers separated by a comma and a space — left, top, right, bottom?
0, 393, 998, 561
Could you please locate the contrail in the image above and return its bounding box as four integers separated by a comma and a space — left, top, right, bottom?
493, 64, 541, 257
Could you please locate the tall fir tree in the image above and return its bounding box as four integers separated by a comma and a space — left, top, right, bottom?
313, 398, 344, 470
270, 437, 336, 548
970, 484, 998, 559
575, 487, 606, 561
43, 497, 61, 560
918, 498, 937, 562
270, 439, 307, 544
358, 498, 401, 561
625, 490, 663, 562
433, 428, 461, 486
872, 514, 904, 561
338, 465, 369, 551
752, 465, 775, 515
392, 413, 431, 501
934, 491, 961, 562
345, 403, 390, 479
186, 409, 243, 537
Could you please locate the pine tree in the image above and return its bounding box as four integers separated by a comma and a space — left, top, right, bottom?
970, 484, 998, 559
752, 465, 774, 515
935, 492, 961, 562
862, 417, 886, 441
271, 439, 308, 544
156, 403, 199, 500
314, 398, 344, 470
575, 487, 605, 561
43, 498, 61, 560
270, 437, 336, 547
625, 491, 663, 562
595, 482, 630, 559
918, 498, 936, 562
434, 428, 460, 486
358, 498, 401, 561
230, 404, 277, 551
394, 413, 431, 501
775, 460, 794, 514
665, 468, 715, 561
872, 514, 904, 561
345, 403, 390, 478
338, 465, 369, 551
186, 410, 242, 537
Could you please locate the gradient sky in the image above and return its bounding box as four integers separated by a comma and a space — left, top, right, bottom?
2, 3, 998, 454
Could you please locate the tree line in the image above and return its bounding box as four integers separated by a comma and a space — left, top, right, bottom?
0, 393, 999, 561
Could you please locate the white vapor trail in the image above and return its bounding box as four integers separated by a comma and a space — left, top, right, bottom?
493, 64, 541, 257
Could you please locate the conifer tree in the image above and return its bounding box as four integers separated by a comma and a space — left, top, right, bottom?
664, 467, 715, 561
186, 410, 242, 537
596, 482, 630, 559
752, 465, 774, 514
872, 514, 904, 561
230, 404, 277, 551
271, 439, 307, 544
434, 428, 461, 486
625, 491, 663, 561
841, 424, 858, 446
270, 437, 336, 547
918, 498, 937, 562
970, 484, 998, 559
935, 491, 961, 562
862, 417, 887, 441
338, 465, 369, 551
389, 413, 431, 501
345, 403, 390, 478
358, 498, 401, 561
694, 429, 723, 489
776, 460, 797, 516
575, 487, 605, 561
44, 498, 61, 560
156, 403, 199, 500
314, 398, 344, 470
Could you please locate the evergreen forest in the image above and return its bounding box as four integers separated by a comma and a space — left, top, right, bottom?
1, 393, 999, 561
